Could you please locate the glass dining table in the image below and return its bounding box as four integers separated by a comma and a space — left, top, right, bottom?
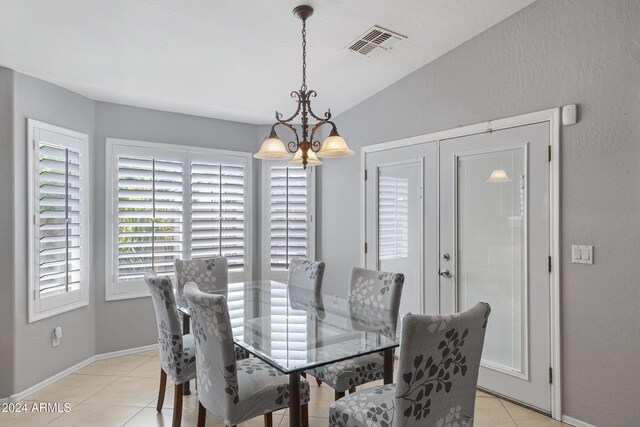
175, 280, 400, 427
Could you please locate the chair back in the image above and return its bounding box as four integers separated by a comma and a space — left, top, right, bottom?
184, 282, 238, 420
394, 303, 491, 427
348, 267, 404, 336
174, 257, 228, 294
144, 271, 190, 382
287, 257, 325, 292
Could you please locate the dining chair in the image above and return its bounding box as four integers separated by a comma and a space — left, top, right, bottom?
174, 256, 228, 294
144, 272, 197, 427
329, 302, 491, 427
287, 257, 326, 316
184, 283, 311, 427
308, 266, 405, 400
174, 257, 246, 360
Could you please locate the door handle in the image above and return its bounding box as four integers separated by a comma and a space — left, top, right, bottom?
439, 269, 451, 278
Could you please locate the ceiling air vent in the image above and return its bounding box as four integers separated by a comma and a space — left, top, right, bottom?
347, 26, 406, 58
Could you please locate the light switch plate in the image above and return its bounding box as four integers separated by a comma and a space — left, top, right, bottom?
572, 245, 593, 264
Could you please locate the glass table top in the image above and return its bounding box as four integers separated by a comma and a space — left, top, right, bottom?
175, 280, 400, 374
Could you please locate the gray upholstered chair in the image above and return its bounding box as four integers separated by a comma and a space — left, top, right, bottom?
309, 267, 405, 399
287, 257, 326, 316
144, 272, 197, 427
174, 256, 228, 294
184, 283, 311, 427
174, 257, 246, 360
329, 302, 491, 427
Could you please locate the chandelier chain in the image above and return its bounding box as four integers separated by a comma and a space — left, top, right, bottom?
301, 18, 307, 91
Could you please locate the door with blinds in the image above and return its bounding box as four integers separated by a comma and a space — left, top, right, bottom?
364, 143, 439, 317
439, 123, 551, 411
106, 140, 251, 299
264, 164, 314, 282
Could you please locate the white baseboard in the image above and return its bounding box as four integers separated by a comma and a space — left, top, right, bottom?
562, 415, 598, 427
6, 343, 158, 403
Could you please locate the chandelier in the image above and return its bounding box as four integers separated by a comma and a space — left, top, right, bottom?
253, 5, 353, 169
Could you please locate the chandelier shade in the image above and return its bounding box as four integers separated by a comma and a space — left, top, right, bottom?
317, 127, 354, 158
253, 5, 352, 169
254, 129, 291, 160
290, 147, 323, 166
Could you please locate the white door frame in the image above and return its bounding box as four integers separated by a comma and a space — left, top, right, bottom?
360, 107, 562, 420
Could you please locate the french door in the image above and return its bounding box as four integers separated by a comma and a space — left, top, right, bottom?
364, 122, 552, 412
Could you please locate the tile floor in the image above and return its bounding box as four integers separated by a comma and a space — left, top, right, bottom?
0, 350, 570, 427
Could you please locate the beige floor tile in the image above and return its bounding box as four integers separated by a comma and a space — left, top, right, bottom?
500, 400, 568, 426
26, 374, 119, 403
123, 407, 199, 427
154, 385, 201, 411
473, 396, 517, 427
306, 384, 338, 418
279, 415, 327, 427
136, 349, 160, 358
84, 376, 162, 407
0, 403, 64, 427
45, 402, 142, 427
75, 355, 149, 376
476, 389, 495, 398
127, 358, 162, 379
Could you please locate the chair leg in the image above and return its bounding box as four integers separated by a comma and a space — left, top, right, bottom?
173, 383, 183, 427
315, 377, 322, 386
264, 412, 273, 427
335, 390, 345, 401
157, 369, 167, 412
197, 402, 206, 427
301, 404, 309, 427
349, 387, 356, 394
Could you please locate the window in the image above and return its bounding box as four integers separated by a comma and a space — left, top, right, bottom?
106, 139, 252, 300
263, 164, 315, 281
28, 119, 90, 322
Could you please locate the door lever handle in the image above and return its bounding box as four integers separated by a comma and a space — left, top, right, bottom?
439, 269, 451, 278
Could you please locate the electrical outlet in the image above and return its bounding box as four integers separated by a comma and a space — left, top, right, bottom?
53, 326, 62, 347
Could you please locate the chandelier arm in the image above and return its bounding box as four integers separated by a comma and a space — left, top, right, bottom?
272, 121, 300, 152
309, 119, 337, 147
275, 91, 303, 124
306, 96, 332, 123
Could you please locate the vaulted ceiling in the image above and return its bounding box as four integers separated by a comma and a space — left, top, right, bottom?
0, 0, 535, 123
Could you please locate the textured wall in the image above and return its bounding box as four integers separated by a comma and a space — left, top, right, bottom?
0, 68, 15, 398
318, 0, 640, 425
12, 72, 97, 393
93, 102, 260, 354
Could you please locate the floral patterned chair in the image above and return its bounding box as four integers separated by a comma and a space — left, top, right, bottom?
174, 257, 228, 294
144, 272, 197, 427
174, 257, 246, 360
308, 267, 405, 400
287, 257, 326, 317
329, 302, 491, 427
183, 283, 311, 427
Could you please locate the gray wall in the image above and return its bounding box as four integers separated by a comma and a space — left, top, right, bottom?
12, 72, 97, 393
0, 68, 15, 398
318, 0, 640, 425
93, 102, 260, 354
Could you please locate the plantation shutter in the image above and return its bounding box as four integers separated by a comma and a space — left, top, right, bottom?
36, 143, 82, 299
116, 154, 184, 286
269, 166, 310, 271
29, 121, 89, 322
190, 161, 246, 272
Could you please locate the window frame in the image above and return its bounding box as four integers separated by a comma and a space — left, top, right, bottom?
105, 138, 253, 301
27, 119, 90, 323
261, 161, 316, 282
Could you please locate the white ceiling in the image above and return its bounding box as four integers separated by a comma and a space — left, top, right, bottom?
0, 0, 535, 124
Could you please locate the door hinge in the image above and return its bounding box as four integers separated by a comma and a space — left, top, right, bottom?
548, 256, 552, 273
364, 169, 368, 181
547, 145, 551, 162
32, 139, 36, 150
364, 242, 368, 253
549, 367, 553, 384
